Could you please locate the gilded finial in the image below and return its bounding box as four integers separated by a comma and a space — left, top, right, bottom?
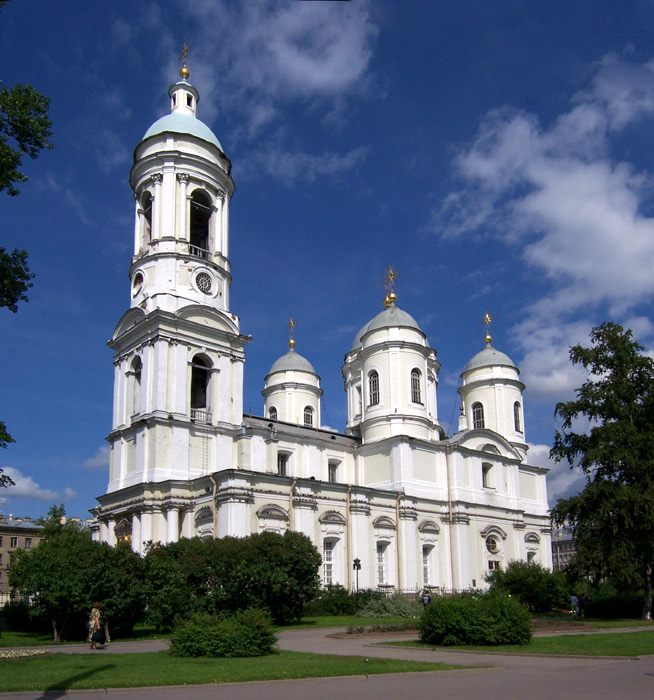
482, 312, 494, 345
380, 266, 398, 308
288, 316, 296, 349
179, 42, 191, 79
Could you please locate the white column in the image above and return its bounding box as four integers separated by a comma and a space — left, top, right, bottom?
182, 507, 195, 538
107, 519, 117, 547
177, 173, 189, 241
99, 521, 109, 543
166, 508, 180, 543
152, 173, 162, 240
140, 512, 153, 555
131, 513, 141, 554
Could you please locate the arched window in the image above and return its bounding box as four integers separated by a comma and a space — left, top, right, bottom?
514, 401, 522, 432
411, 369, 422, 403
189, 190, 211, 258
304, 406, 313, 427
131, 357, 142, 416
268, 407, 277, 421
472, 402, 485, 429
190, 354, 211, 421
369, 370, 380, 406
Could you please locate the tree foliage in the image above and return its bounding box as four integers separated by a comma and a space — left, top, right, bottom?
485, 560, 568, 612
0, 246, 34, 312
0, 81, 53, 196
551, 322, 654, 619
144, 531, 321, 629
9, 511, 145, 641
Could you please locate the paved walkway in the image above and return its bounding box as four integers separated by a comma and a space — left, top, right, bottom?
1, 626, 653, 700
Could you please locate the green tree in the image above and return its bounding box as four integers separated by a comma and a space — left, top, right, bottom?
551, 322, 654, 620
144, 531, 322, 630
9, 510, 145, 641
486, 560, 568, 612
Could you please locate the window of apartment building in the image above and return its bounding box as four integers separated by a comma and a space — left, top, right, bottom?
10, 537, 18, 548
25, 538, 32, 549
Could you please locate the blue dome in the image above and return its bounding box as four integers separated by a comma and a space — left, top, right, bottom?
142, 113, 224, 152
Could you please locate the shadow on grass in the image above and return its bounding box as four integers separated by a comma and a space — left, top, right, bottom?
37, 663, 115, 699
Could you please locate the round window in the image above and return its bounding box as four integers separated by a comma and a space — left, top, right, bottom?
132, 272, 144, 297
196, 272, 213, 294
486, 536, 499, 554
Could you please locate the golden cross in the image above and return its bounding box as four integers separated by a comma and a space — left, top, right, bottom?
481, 312, 495, 344
287, 316, 296, 348
381, 265, 397, 294
180, 42, 191, 69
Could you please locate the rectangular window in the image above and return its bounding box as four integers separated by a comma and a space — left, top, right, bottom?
25, 538, 32, 549
376, 542, 386, 585
482, 463, 493, 489
0, 553, 2, 565
328, 462, 338, 483
422, 546, 431, 585
323, 541, 334, 585
0, 536, 3, 546
10, 537, 18, 548
277, 453, 288, 477
488, 560, 500, 571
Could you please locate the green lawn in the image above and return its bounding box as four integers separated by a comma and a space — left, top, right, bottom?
387, 629, 654, 657
281, 616, 413, 629
0, 650, 465, 692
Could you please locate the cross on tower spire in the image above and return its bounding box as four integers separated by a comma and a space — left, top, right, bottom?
381, 266, 398, 308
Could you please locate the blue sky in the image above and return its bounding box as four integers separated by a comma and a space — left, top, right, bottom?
2, 0, 654, 519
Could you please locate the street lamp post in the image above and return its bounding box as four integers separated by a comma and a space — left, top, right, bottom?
353, 557, 361, 592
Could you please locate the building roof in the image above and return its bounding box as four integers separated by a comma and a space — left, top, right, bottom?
463, 344, 517, 372
142, 113, 224, 152
351, 304, 423, 350
268, 348, 317, 375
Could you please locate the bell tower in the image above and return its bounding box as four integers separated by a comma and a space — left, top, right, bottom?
105, 58, 249, 508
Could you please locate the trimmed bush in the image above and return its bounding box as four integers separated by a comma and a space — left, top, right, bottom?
419, 592, 531, 646
356, 592, 422, 619
170, 609, 277, 657
303, 586, 386, 617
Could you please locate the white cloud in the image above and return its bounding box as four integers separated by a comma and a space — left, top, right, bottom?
133, 1, 378, 184
0, 467, 76, 502
435, 52, 654, 401
82, 446, 110, 471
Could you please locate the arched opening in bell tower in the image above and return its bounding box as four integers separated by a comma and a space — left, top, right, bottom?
189, 190, 211, 259
139, 192, 152, 252
190, 354, 212, 422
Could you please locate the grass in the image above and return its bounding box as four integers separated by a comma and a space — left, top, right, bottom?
0, 650, 465, 691
0, 624, 171, 648
387, 629, 654, 657
281, 616, 412, 629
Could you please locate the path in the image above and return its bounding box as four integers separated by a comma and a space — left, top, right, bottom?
1, 626, 653, 700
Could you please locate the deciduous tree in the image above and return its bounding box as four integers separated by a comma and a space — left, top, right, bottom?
551, 322, 654, 619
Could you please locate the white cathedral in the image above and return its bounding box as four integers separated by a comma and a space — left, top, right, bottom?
93, 65, 552, 592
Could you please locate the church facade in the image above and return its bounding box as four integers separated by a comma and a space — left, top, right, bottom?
93, 67, 552, 592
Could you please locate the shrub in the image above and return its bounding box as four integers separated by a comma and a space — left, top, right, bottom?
584, 588, 643, 619
303, 586, 386, 616
486, 560, 568, 612
170, 609, 277, 657
356, 592, 422, 619
1, 600, 50, 633
419, 592, 531, 646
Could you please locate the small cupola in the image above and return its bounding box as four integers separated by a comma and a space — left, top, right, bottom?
262, 319, 322, 428
169, 56, 199, 118
458, 314, 527, 454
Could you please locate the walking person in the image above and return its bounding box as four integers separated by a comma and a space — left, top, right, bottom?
88, 601, 106, 650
